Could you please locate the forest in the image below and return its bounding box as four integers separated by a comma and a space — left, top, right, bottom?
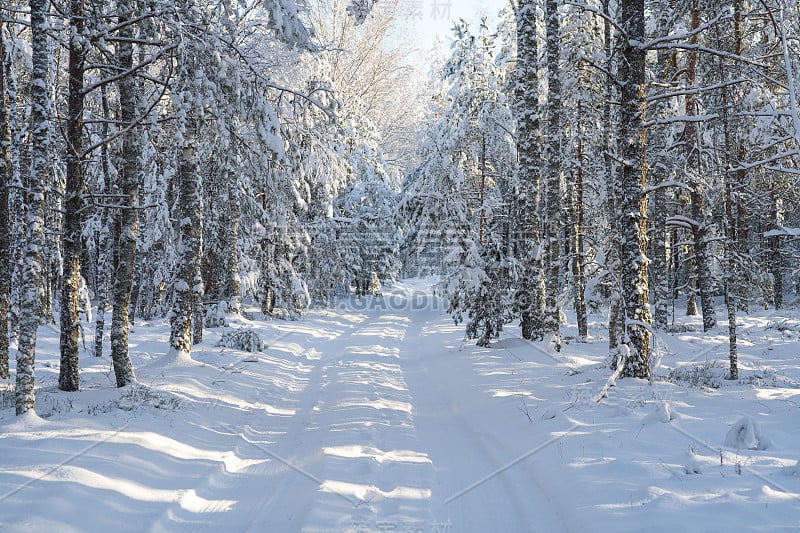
1, 0, 800, 420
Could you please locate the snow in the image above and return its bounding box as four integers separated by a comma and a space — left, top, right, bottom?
1, 280, 800, 531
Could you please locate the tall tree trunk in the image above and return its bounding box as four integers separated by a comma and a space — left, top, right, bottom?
4, 38, 21, 347
683, 0, 716, 331
571, 101, 588, 341
0, 18, 11, 380
768, 188, 783, 309
602, 0, 625, 354
170, 115, 203, 354
543, 0, 562, 351
59, 0, 87, 392
617, 0, 652, 378
94, 84, 113, 358
651, 186, 669, 329
16, 0, 50, 414
685, 253, 698, 316
650, 10, 676, 331
109, 0, 139, 386
720, 0, 745, 380
514, 0, 546, 341
224, 176, 242, 314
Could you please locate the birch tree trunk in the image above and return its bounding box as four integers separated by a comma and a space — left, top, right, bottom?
94, 84, 113, 358
109, 0, 139, 386
543, 0, 562, 350
170, 114, 203, 354
224, 176, 241, 314
16, 0, 50, 414
513, 0, 546, 341
617, 0, 652, 378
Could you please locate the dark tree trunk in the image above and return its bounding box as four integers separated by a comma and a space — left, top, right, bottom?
0, 18, 11, 379
59, 0, 88, 392
683, 0, 716, 331
617, 0, 652, 378
571, 103, 588, 341
94, 84, 114, 358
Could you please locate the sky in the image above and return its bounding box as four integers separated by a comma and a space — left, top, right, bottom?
398, 0, 510, 60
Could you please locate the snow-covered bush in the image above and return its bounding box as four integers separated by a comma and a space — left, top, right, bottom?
216, 329, 264, 353
724, 416, 772, 450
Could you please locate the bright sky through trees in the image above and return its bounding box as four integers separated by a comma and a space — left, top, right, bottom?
399, 0, 508, 60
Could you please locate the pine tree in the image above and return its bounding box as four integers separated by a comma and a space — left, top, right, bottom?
58, 0, 88, 392
615, 0, 652, 378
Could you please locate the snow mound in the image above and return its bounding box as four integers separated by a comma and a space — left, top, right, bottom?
724, 416, 772, 450
683, 446, 703, 475
642, 402, 674, 424
781, 460, 800, 477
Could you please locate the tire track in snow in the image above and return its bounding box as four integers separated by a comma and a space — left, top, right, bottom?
299, 305, 435, 532
400, 306, 572, 532
148, 311, 356, 532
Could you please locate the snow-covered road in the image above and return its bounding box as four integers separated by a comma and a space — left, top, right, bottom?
2, 280, 799, 532
164, 285, 568, 532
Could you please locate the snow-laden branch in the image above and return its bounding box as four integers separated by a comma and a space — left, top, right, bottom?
645, 78, 748, 103
648, 42, 770, 70
642, 180, 690, 195
642, 9, 731, 50
643, 114, 718, 128
731, 148, 800, 172
778, 5, 800, 152
666, 215, 699, 230
764, 226, 800, 238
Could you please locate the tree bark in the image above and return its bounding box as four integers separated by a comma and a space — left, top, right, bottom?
170, 115, 203, 354
94, 85, 113, 358
58, 0, 87, 392
224, 176, 242, 314
683, 0, 716, 331
571, 101, 588, 341
617, 0, 652, 378
543, 0, 562, 350
17, 0, 50, 414
0, 18, 11, 380
109, 0, 139, 386
514, 0, 546, 341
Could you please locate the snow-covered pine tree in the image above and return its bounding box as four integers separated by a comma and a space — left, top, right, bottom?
403, 18, 515, 346
681, 0, 717, 332
560, 2, 607, 341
